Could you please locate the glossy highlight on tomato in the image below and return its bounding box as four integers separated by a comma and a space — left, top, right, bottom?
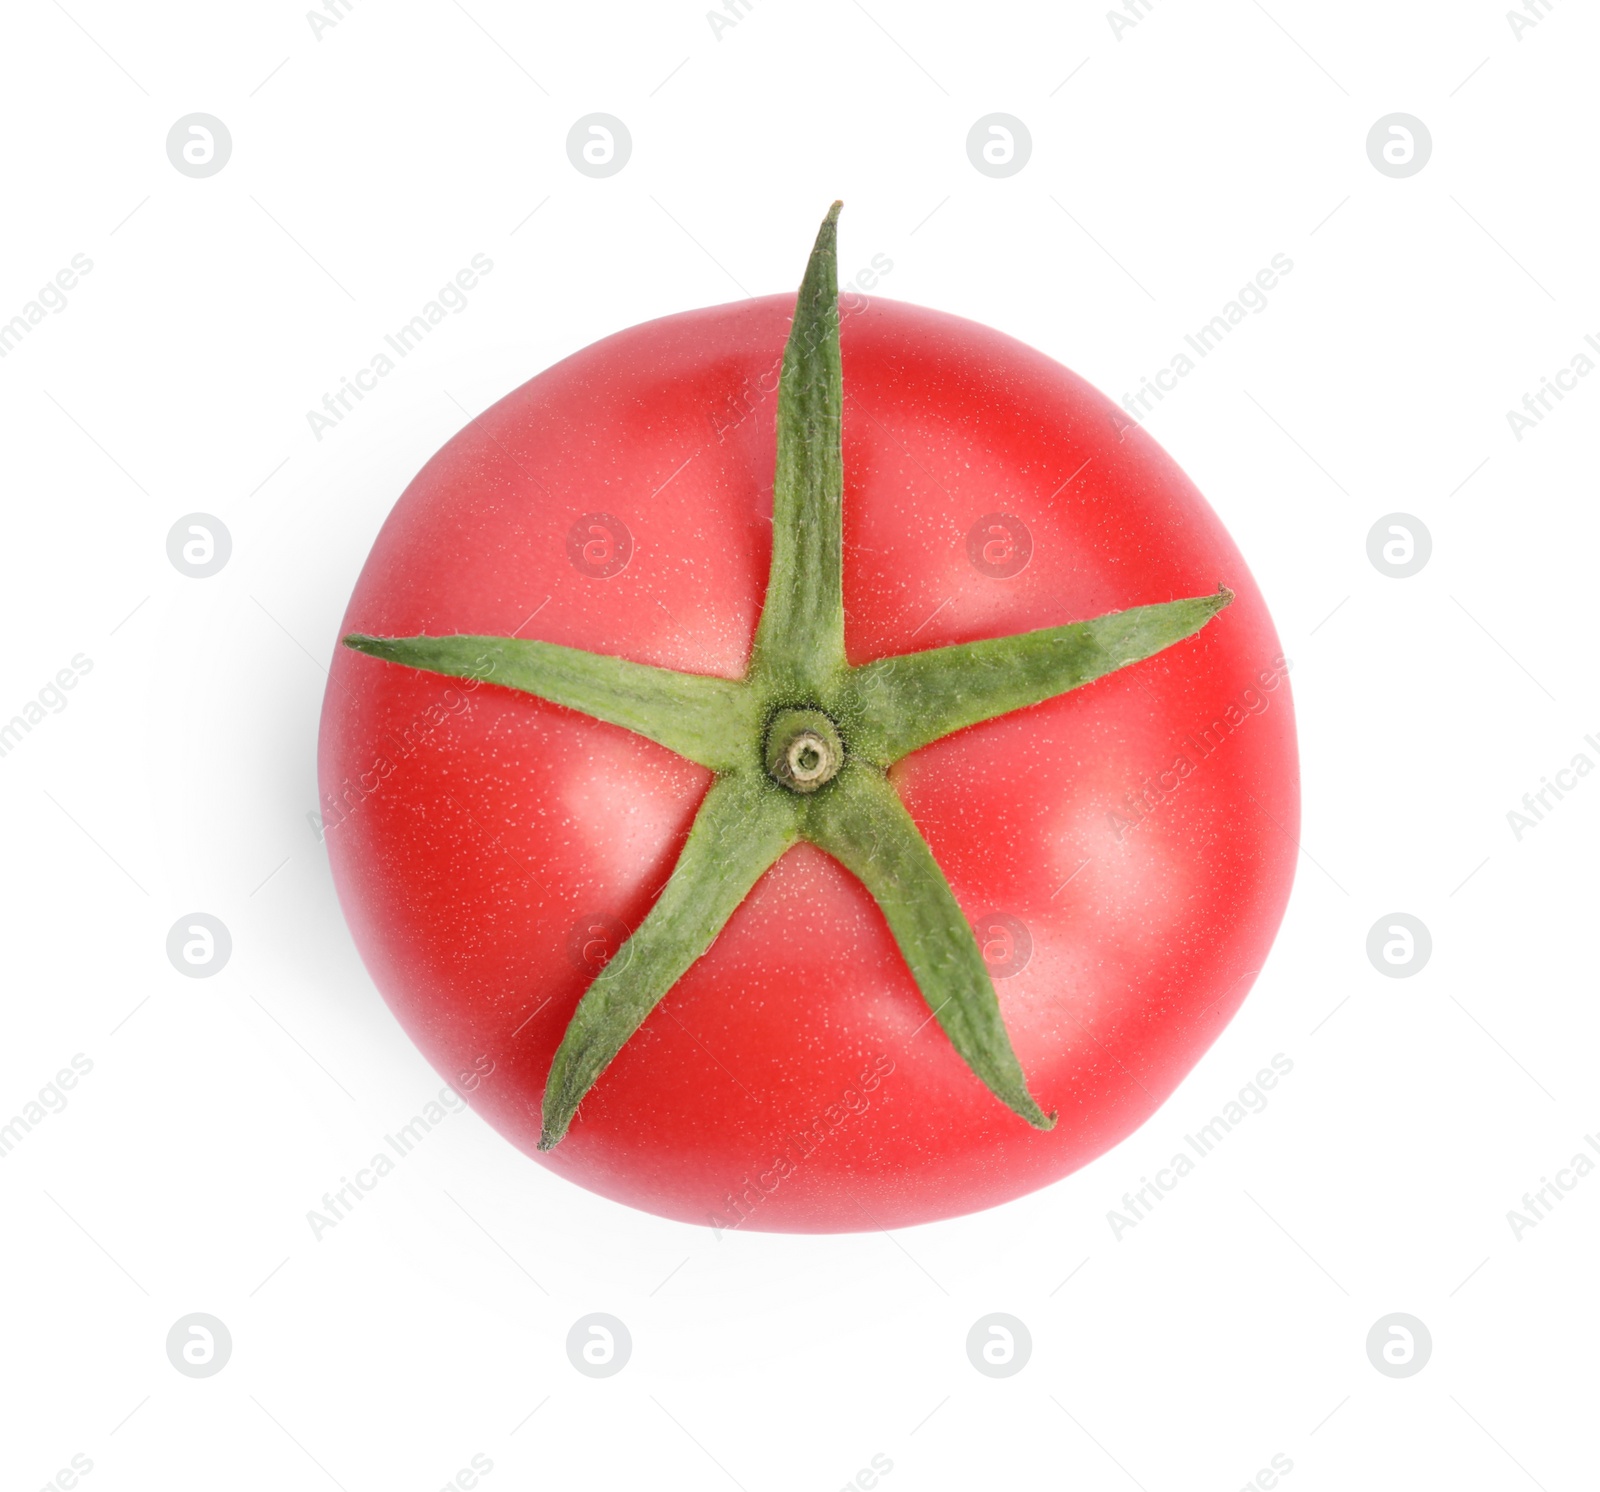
319, 235, 1298, 1232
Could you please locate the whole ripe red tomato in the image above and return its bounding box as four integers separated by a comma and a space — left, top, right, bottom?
319, 206, 1298, 1232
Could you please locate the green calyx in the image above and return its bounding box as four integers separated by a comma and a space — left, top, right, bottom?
344, 201, 1234, 1151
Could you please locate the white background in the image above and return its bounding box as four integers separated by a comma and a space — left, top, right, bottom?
2, 1, 1597, 1488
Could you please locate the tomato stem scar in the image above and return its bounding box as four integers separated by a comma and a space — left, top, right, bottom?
764, 708, 844, 794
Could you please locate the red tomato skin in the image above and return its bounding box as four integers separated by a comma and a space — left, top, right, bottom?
318, 292, 1299, 1232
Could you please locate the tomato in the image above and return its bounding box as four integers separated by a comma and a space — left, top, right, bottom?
318, 215, 1297, 1233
